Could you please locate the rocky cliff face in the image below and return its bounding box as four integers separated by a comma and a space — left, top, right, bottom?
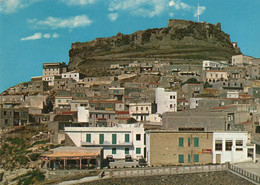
68, 19, 241, 76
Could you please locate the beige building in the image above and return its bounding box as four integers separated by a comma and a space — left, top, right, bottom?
42, 62, 67, 86
206, 70, 228, 83
146, 131, 213, 166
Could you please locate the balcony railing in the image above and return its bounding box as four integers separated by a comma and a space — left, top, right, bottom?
81, 140, 133, 146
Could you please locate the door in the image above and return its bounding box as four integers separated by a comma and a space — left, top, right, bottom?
216, 154, 221, 164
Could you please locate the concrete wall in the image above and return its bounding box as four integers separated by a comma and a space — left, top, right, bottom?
155, 88, 177, 114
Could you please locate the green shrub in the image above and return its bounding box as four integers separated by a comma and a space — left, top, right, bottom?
18, 170, 45, 185
29, 153, 41, 161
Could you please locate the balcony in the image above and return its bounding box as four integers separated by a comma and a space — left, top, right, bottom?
81, 140, 133, 147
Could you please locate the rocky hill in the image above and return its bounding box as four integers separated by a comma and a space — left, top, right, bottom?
68, 19, 241, 76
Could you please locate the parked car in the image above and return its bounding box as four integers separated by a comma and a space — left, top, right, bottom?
138, 158, 147, 167
125, 155, 133, 162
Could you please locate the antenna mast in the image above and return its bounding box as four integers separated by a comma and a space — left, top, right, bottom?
198, 3, 200, 22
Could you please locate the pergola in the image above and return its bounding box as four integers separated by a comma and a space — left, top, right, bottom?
41, 147, 103, 170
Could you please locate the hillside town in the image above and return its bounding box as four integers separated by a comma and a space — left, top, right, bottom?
1, 53, 260, 183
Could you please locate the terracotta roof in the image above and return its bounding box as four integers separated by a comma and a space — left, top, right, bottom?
115, 111, 129, 115
60, 111, 77, 115
90, 100, 123, 103
241, 120, 252, 124
211, 105, 235, 110
177, 99, 188, 102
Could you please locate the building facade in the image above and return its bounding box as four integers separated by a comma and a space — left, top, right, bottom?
65, 123, 145, 160
155, 88, 177, 114
146, 131, 213, 166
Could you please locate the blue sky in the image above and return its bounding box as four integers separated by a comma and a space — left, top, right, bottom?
0, 0, 260, 93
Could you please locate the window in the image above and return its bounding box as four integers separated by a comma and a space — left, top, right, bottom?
136, 107, 138, 111
170, 104, 173, 108
225, 140, 232, 151
141, 107, 143, 111
179, 137, 184, 147
136, 148, 141, 154
194, 137, 199, 147
146, 107, 148, 111
58, 100, 61, 103
170, 95, 173, 99
112, 148, 116, 154
178, 154, 184, 163
125, 134, 130, 143
193, 154, 199, 162
86, 134, 91, 143
99, 134, 104, 144
236, 140, 243, 151
188, 138, 191, 147
3, 111, 7, 116
215, 140, 222, 151
125, 148, 129, 154
112, 134, 117, 144
136, 134, 141, 141
188, 154, 191, 163
5, 119, 8, 125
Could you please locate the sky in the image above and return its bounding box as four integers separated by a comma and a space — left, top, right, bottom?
0, 0, 260, 93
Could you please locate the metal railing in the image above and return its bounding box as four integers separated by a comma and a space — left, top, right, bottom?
228, 164, 260, 184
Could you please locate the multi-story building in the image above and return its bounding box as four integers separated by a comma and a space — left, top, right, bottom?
205, 70, 228, 83
42, 62, 67, 86
65, 123, 145, 160
213, 132, 256, 164
232, 55, 254, 66
146, 131, 213, 166
202, 60, 228, 70
54, 96, 72, 109
129, 102, 157, 122
155, 88, 177, 114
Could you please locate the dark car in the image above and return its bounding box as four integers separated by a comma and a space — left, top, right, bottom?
125, 155, 133, 162
138, 158, 147, 167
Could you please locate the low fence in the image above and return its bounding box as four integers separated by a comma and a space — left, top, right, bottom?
228, 164, 260, 184
104, 164, 227, 178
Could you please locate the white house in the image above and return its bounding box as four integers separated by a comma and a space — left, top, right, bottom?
61, 71, 84, 82
202, 60, 228, 70
213, 132, 256, 164
226, 91, 239, 99
155, 88, 177, 114
65, 123, 146, 160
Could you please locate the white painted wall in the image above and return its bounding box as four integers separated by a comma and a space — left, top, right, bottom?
189, 98, 203, 109
62, 72, 80, 82
65, 124, 145, 159
213, 132, 255, 164
78, 106, 89, 122
155, 88, 177, 114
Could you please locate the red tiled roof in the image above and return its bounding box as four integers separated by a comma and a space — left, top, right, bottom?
115, 111, 129, 115
60, 111, 77, 115
211, 105, 235, 110
177, 99, 188, 102
89, 100, 123, 103
241, 120, 252, 124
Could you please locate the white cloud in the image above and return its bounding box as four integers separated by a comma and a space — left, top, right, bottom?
61, 0, 96, 6
169, 0, 206, 18
169, 12, 174, 17
108, 13, 118, 21
21, 32, 60, 41
53, 33, 60, 38
194, 6, 206, 18
0, 0, 41, 14
27, 15, 92, 30
43, 33, 51, 39
21, 33, 42, 41
108, 0, 168, 17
